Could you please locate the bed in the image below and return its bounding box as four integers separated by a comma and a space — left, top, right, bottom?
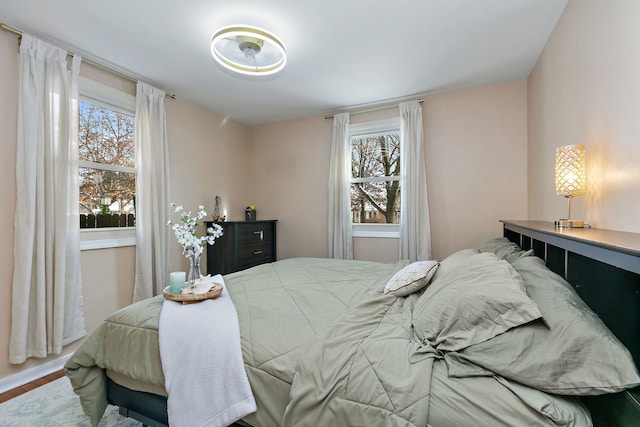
64, 220, 640, 426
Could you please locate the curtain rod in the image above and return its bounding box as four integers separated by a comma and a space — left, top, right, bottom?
1, 23, 176, 99
324, 98, 423, 120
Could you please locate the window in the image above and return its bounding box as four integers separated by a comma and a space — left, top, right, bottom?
350, 118, 401, 237
78, 78, 136, 249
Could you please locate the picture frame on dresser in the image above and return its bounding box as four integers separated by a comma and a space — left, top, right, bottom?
205, 220, 277, 275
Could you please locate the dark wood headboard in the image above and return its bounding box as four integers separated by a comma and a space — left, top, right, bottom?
501, 220, 640, 427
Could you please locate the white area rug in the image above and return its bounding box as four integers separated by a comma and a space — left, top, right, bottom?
0, 377, 141, 426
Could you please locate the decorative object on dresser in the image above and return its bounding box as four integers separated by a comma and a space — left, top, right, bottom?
206, 220, 277, 274
245, 205, 257, 221
554, 144, 586, 228
212, 195, 226, 221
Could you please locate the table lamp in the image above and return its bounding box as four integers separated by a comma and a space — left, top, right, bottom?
554, 144, 586, 228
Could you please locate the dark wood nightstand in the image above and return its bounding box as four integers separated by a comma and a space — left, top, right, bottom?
205, 220, 277, 275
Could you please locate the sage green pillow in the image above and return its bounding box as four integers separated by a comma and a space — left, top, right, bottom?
412, 252, 542, 352
477, 237, 534, 264
494, 377, 592, 426
430, 248, 479, 284
445, 256, 640, 395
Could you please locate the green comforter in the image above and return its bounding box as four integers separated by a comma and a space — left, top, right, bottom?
282, 280, 432, 426
66, 256, 586, 426
65, 257, 409, 426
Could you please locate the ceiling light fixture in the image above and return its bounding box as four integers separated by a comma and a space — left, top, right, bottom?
210, 25, 286, 76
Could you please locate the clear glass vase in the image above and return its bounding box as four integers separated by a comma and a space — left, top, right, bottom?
186, 253, 202, 289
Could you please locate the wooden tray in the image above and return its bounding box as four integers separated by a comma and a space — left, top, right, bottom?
163, 283, 223, 305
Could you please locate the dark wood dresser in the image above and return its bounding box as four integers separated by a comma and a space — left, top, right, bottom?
205, 220, 277, 275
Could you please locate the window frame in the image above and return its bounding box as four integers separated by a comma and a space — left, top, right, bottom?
78, 77, 136, 250
349, 118, 401, 238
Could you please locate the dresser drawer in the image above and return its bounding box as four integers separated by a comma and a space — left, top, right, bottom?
236, 223, 274, 243
236, 242, 274, 270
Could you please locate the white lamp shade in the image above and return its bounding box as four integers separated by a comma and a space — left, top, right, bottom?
555, 144, 586, 197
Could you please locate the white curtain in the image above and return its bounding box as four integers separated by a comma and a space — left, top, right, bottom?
10, 35, 85, 364
328, 112, 353, 259
399, 100, 432, 261
133, 82, 171, 302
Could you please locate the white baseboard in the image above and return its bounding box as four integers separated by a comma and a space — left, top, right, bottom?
0, 354, 71, 394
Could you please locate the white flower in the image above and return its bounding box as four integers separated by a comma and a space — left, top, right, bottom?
168, 203, 224, 258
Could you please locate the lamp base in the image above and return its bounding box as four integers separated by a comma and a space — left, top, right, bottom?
555, 219, 585, 228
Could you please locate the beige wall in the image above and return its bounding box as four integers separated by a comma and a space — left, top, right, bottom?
424, 82, 528, 258
528, 0, 640, 233
0, 30, 252, 381
249, 115, 333, 260
251, 80, 529, 261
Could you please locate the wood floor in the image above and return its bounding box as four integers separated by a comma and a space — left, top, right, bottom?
0, 370, 65, 403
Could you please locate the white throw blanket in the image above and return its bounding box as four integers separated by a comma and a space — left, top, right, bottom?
159, 274, 256, 427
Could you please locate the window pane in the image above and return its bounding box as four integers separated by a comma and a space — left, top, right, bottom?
79, 167, 136, 227
351, 133, 400, 179
79, 101, 135, 167
79, 167, 136, 214
350, 130, 400, 224
79, 100, 135, 229
350, 181, 400, 224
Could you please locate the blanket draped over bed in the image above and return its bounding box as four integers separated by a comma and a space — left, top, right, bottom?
65, 256, 597, 427
159, 274, 256, 427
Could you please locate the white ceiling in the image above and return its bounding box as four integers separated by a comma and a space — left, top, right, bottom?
0, 0, 567, 125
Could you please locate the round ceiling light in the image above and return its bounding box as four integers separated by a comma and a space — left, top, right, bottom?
211, 25, 286, 76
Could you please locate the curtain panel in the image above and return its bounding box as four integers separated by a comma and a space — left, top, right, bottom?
133, 82, 171, 302
328, 112, 353, 259
10, 34, 85, 364
399, 100, 432, 261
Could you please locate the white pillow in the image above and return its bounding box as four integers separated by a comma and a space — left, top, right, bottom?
383, 261, 439, 296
